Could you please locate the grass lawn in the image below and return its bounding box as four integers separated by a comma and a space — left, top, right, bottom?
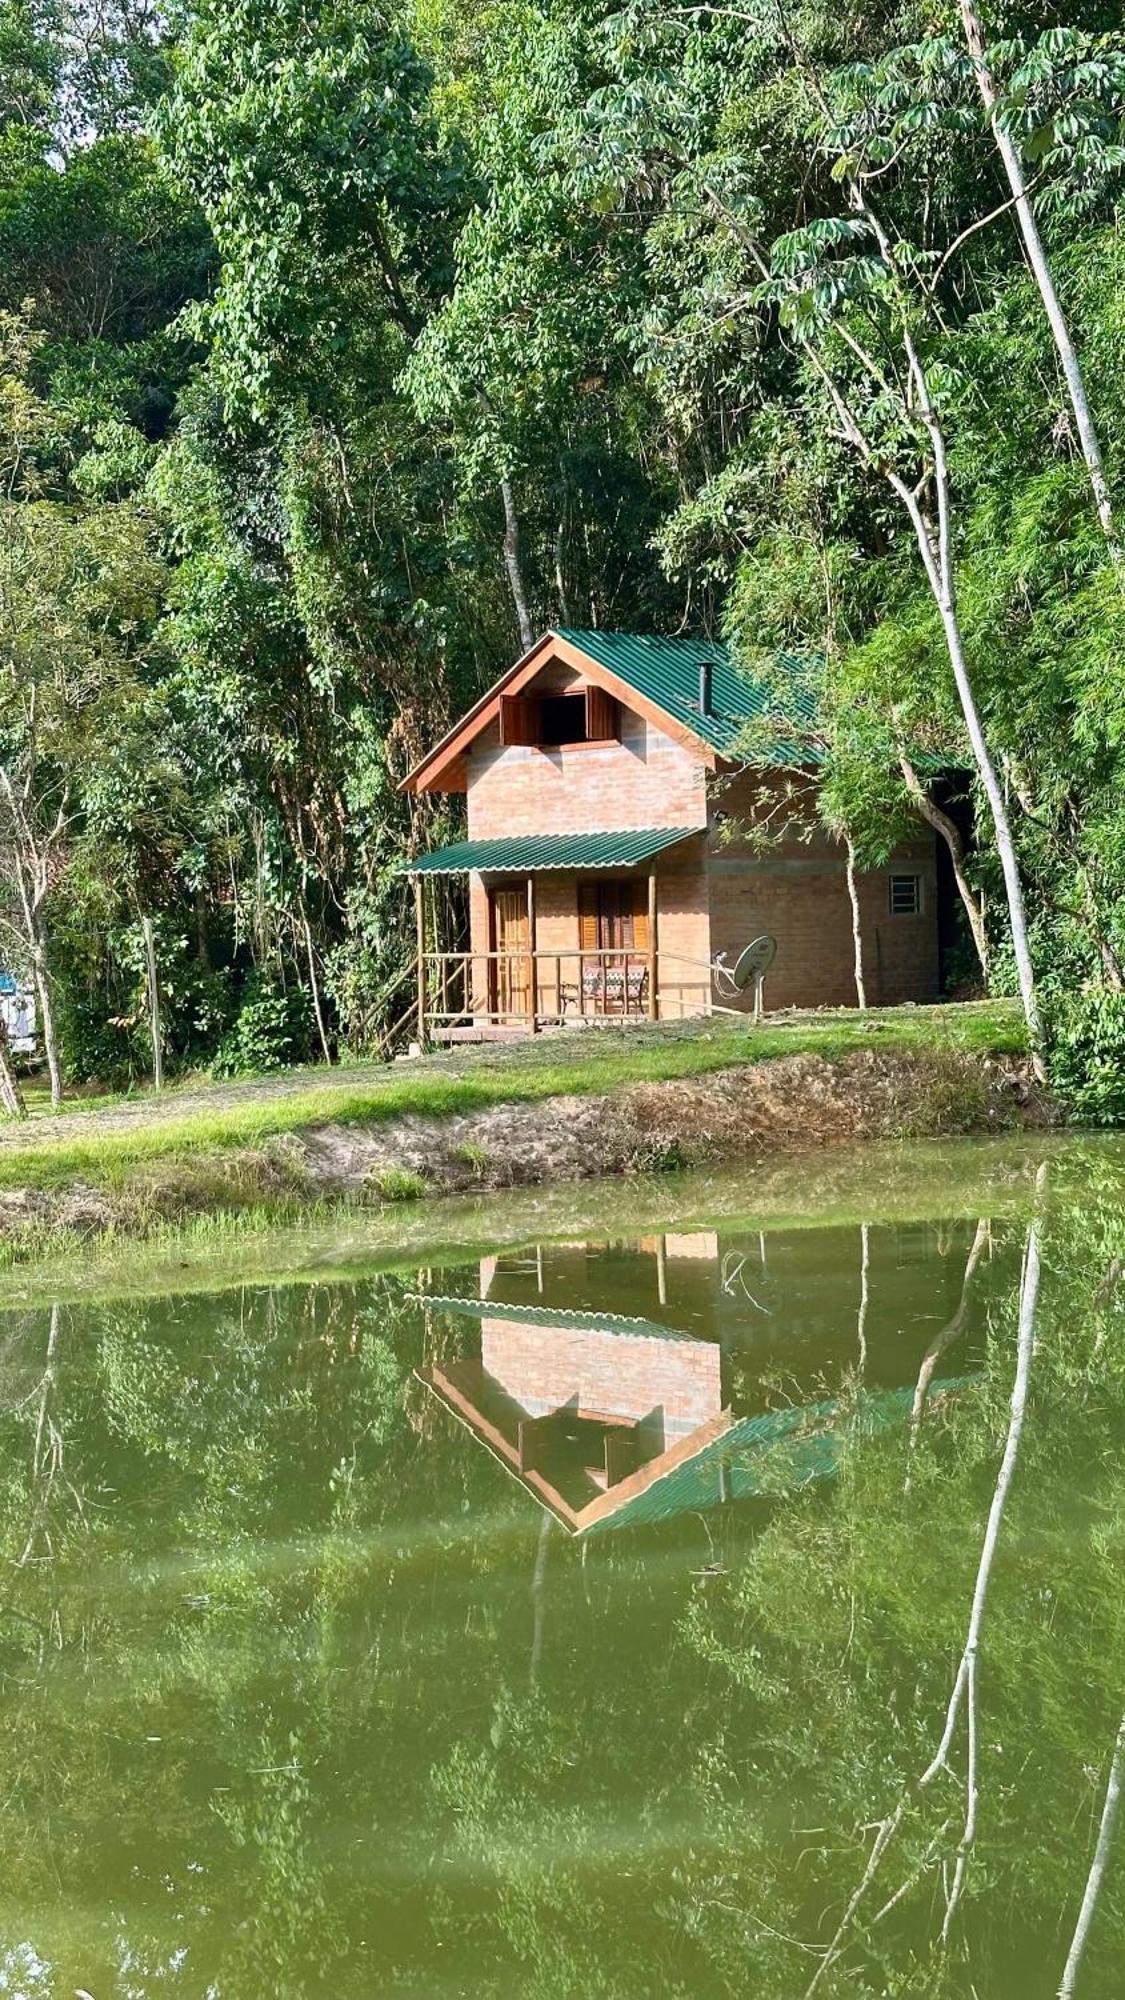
0, 1001, 1025, 1192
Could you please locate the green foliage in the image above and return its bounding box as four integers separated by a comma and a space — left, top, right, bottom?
213, 974, 314, 1078
368, 1163, 428, 1201
1046, 987, 1125, 1123
2, 0, 1125, 1103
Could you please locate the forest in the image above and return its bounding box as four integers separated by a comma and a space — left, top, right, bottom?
2, 0, 1125, 1102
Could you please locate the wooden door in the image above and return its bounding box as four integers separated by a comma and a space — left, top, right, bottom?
492, 887, 530, 1021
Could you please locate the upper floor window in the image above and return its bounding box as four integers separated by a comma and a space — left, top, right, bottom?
539, 694, 590, 744
500, 685, 620, 749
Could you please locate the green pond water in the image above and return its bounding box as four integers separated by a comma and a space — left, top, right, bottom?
0, 1134, 1123, 1999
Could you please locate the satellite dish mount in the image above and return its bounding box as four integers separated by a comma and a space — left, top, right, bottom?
714, 934, 777, 1024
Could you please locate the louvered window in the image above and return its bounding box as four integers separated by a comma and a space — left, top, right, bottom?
578, 880, 649, 950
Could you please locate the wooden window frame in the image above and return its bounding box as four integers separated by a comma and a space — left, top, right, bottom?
888, 871, 923, 917
498, 687, 620, 752
578, 878, 650, 953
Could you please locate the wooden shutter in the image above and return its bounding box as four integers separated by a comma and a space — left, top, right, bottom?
578, 880, 599, 951
585, 685, 620, 741
499, 695, 540, 746
632, 879, 649, 952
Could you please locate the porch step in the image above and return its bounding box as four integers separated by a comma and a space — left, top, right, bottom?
431, 1016, 656, 1046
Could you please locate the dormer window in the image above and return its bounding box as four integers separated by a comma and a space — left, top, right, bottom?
500, 686, 620, 749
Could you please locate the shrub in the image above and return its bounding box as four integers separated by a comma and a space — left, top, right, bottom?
58, 998, 140, 1088
368, 1165, 427, 1202
1045, 989, 1125, 1125
213, 976, 314, 1078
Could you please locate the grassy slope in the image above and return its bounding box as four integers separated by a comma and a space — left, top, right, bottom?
1, 1126, 1079, 1311
0, 1002, 1024, 1192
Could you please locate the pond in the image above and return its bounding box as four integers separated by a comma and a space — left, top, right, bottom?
0, 1134, 1123, 1999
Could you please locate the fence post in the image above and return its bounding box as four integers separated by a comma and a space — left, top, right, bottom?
141, 913, 164, 1090
526, 874, 538, 1033
647, 866, 658, 1021
415, 874, 427, 1047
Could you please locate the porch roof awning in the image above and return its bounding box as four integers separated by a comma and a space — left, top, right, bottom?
402, 825, 703, 875
407, 1294, 696, 1342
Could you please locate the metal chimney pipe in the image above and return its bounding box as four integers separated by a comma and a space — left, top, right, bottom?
699, 658, 713, 716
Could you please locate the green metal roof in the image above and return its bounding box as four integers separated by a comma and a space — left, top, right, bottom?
402, 826, 702, 875
410, 1295, 697, 1343
584, 1378, 974, 1535
553, 629, 820, 762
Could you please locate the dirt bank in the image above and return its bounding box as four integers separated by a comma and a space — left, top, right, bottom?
0, 1045, 1049, 1248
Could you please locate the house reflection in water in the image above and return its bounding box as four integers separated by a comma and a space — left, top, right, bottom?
415, 1225, 984, 1535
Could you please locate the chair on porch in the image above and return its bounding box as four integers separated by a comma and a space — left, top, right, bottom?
567, 959, 649, 1018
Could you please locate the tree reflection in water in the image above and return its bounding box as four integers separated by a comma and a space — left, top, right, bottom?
0, 1148, 1121, 1997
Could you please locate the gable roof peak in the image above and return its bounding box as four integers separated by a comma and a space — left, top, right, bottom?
400, 625, 816, 794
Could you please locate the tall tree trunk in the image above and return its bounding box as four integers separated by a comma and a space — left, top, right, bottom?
1058, 1713, 1125, 2000
856, 1221, 869, 1378
804, 1179, 1043, 1983
500, 476, 534, 652
554, 508, 570, 623
932, 591, 1043, 1064
1079, 867, 1125, 990
0, 1015, 27, 1120
141, 914, 164, 1092
906, 1216, 989, 1485
898, 752, 990, 981
302, 907, 333, 1065
29, 943, 62, 1109
529, 1509, 552, 1688
808, 325, 1045, 1070
1097, 939, 1125, 991
845, 837, 868, 1008
959, 0, 1123, 568
7, 842, 63, 1108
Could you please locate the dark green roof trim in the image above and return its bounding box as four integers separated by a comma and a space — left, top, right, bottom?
402, 826, 702, 875
409, 1294, 697, 1343
553, 629, 820, 763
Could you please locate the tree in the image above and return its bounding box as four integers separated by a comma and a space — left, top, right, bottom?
0, 313, 166, 1102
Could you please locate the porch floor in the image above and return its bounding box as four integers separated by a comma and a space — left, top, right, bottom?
430, 1016, 661, 1046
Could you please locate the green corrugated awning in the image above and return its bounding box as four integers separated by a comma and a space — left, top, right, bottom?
402, 826, 702, 875
408, 1295, 697, 1343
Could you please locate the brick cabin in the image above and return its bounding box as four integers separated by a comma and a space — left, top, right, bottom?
401, 629, 941, 1034
416, 1227, 967, 1533
416, 1236, 733, 1534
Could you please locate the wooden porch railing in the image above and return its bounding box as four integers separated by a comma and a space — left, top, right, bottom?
421, 948, 662, 1034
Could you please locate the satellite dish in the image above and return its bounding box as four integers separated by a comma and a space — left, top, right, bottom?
732, 935, 777, 992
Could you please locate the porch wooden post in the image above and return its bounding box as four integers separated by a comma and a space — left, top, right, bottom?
647, 865, 658, 1021
415, 874, 427, 1046
526, 874, 539, 1032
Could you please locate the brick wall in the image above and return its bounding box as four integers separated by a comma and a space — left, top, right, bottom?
465, 672, 708, 838
707, 769, 940, 1009
481, 1317, 723, 1440
651, 838, 712, 1017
